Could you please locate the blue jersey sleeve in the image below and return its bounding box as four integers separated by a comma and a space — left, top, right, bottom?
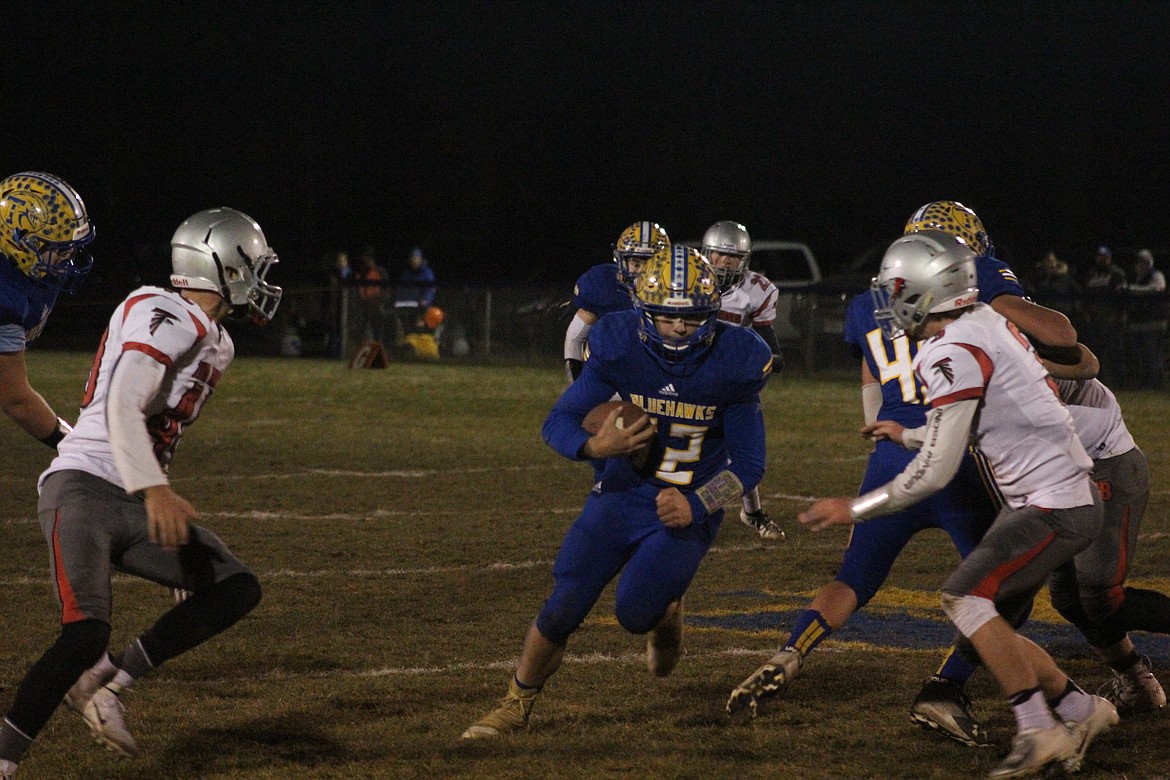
571, 263, 632, 318
975, 255, 1026, 303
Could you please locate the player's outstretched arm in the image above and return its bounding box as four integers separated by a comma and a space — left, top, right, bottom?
990, 294, 1076, 348
0, 350, 69, 445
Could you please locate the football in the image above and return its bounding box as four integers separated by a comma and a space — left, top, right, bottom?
581, 400, 647, 434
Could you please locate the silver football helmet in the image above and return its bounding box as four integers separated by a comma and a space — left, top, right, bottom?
701, 220, 751, 293
170, 207, 282, 323
871, 230, 978, 339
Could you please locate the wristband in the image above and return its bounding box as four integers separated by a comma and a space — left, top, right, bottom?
694, 469, 744, 514
40, 417, 73, 449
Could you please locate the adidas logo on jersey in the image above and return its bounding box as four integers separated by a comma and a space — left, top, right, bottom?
658, 383, 678, 396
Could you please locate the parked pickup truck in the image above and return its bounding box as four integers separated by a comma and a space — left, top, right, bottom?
746, 241, 822, 342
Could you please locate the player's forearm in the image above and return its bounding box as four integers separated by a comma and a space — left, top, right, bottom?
722, 400, 766, 494
107, 352, 170, 494
851, 400, 975, 521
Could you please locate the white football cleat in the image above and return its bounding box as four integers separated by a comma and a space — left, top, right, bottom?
65, 658, 116, 715
1062, 695, 1118, 773
726, 648, 803, 724
1098, 656, 1166, 715
78, 687, 138, 757
739, 509, 785, 540
986, 725, 1076, 779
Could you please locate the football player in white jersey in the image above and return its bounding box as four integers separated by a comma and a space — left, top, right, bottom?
798, 232, 1117, 779
701, 221, 784, 540
0, 208, 281, 778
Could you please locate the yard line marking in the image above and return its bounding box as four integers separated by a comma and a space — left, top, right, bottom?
170, 463, 570, 482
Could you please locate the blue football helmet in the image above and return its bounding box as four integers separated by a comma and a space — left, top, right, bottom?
904, 200, 992, 257
613, 221, 670, 291
0, 171, 94, 293
634, 245, 721, 367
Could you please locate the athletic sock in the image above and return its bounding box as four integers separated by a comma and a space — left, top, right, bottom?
1009, 687, 1057, 732
1048, 679, 1094, 723
936, 646, 978, 686
784, 610, 832, 658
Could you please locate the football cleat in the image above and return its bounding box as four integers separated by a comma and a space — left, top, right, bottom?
910, 675, 992, 747
725, 648, 803, 724
65, 656, 117, 715
77, 687, 138, 757
647, 599, 684, 677
461, 678, 540, 739
739, 508, 785, 540
0, 759, 16, 780
1062, 695, 1118, 773
986, 725, 1076, 779
1097, 656, 1166, 716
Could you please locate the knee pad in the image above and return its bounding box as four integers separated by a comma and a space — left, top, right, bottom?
940, 592, 998, 638
58, 619, 112, 669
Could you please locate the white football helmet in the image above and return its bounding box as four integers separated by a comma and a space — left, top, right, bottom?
170, 207, 282, 323
871, 230, 978, 339
701, 220, 751, 293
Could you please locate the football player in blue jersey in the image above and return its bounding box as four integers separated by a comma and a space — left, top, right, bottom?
726, 201, 1099, 745
463, 245, 773, 739
562, 221, 669, 382
0, 172, 94, 449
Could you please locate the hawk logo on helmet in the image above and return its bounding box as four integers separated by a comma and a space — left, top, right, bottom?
150, 307, 179, 335
931, 357, 955, 384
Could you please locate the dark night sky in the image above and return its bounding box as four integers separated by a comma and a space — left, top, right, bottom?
7, 1, 1170, 289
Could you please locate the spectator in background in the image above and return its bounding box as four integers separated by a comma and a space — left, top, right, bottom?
1082, 246, 1127, 386
323, 250, 353, 358
1029, 250, 1082, 328
1125, 249, 1167, 389
394, 247, 437, 343
354, 245, 388, 350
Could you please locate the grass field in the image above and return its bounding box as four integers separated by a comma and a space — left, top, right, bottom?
2, 353, 1169, 779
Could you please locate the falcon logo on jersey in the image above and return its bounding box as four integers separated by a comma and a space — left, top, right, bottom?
150, 307, 179, 335
931, 356, 955, 383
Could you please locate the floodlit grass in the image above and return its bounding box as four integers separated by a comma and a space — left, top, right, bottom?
2, 352, 1168, 779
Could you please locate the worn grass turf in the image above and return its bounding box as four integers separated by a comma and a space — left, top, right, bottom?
1, 353, 1168, 779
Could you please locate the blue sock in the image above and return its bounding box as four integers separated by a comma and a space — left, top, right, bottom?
784, 610, 832, 658
937, 647, 978, 686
